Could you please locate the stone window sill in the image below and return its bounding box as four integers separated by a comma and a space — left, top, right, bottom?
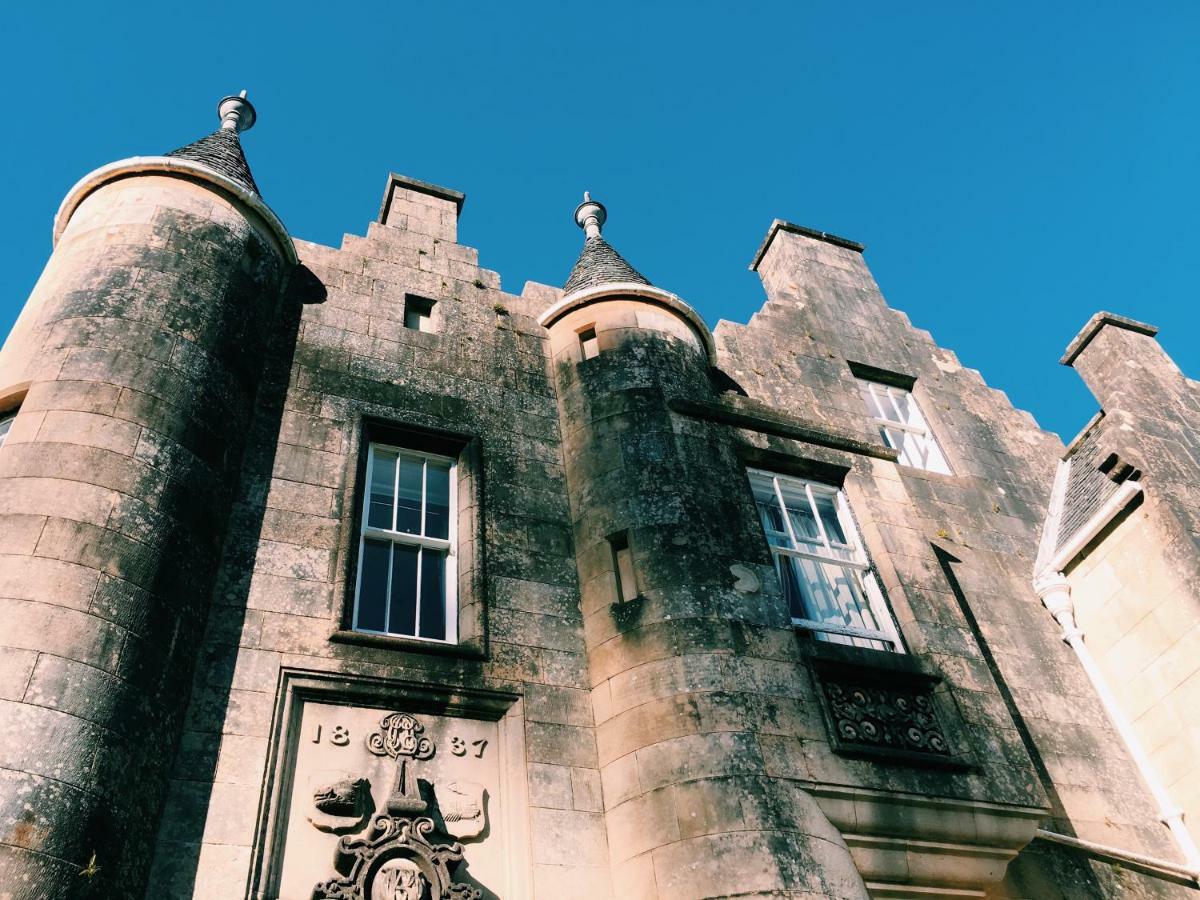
328, 628, 485, 660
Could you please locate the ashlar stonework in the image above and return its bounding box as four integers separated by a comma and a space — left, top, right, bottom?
0, 95, 1197, 900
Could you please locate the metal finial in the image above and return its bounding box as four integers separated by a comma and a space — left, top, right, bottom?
574, 192, 607, 239
217, 90, 257, 133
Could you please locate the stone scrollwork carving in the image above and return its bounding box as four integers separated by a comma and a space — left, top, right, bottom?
312, 815, 481, 900
367, 713, 435, 761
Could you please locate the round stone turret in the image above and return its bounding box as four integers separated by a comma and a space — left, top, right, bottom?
545, 198, 867, 897
0, 93, 294, 896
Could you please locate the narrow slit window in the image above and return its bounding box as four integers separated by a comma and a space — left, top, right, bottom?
404, 295, 436, 333
610, 532, 638, 603
579, 327, 600, 360
354, 443, 457, 642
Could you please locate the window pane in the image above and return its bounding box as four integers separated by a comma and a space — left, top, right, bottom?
425, 460, 451, 539
396, 456, 423, 535
0, 413, 13, 448
388, 543, 419, 635
781, 489, 820, 543
368, 449, 397, 529
814, 494, 847, 545
861, 383, 890, 421
357, 538, 391, 632
756, 500, 789, 546
891, 390, 917, 427
418, 549, 446, 640
778, 556, 807, 621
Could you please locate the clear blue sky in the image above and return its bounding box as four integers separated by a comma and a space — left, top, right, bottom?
5, 3, 1198, 440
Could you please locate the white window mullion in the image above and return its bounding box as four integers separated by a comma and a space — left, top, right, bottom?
391, 450, 401, 532
805, 483, 833, 553
772, 476, 800, 549
419, 457, 428, 537
413, 545, 423, 637
382, 540, 395, 634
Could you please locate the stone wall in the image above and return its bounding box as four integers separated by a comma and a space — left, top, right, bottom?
144, 176, 610, 899
717, 223, 1192, 897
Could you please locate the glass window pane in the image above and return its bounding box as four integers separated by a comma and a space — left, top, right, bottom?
388, 543, 419, 635
757, 500, 789, 546
0, 413, 14, 448
418, 549, 447, 640
357, 538, 391, 632
814, 495, 847, 545
368, 449, 397, 529
891, 390, 917, 427
779, 556, 807, 621
861, 383, 890, 421
785, 501, 820, 543
396, 456, 423, 535
425, 460, 451, 539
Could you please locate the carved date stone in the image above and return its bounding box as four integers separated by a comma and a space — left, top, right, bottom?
272, 702, 501, 900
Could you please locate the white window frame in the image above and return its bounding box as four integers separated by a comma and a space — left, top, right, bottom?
0, 410, 14, 449
858, 379, 952, 474
748, 468, 903, 652
353, 442, 458, 643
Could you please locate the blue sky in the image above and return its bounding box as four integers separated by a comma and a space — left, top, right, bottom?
4, 2, 1198, 439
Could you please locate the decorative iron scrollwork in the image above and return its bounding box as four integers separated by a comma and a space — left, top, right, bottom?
823, 680, 951, 755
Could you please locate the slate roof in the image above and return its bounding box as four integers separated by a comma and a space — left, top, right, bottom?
563, 235, 652, 294
1055, 417, 1121, 552
166, 128, 260, 196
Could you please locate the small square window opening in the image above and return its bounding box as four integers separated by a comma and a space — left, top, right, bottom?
404, 295, 436, 333
579, 327, 600, 360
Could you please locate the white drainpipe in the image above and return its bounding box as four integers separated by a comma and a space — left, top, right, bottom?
1033, 568, 1200, 867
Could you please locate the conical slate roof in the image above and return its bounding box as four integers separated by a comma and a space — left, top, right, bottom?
563, 234, 652, 294
166, 127, 260, 196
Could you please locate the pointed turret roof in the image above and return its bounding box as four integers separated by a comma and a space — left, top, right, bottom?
167, 128, 260, 196
165, 91, 260, 196
563, 194, 652, 294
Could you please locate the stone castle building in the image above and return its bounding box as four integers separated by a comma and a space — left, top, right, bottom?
0, 94, 1197, 899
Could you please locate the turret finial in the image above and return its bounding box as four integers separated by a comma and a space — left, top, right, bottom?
574, 192, 607, 239
217, 90, 257, 133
